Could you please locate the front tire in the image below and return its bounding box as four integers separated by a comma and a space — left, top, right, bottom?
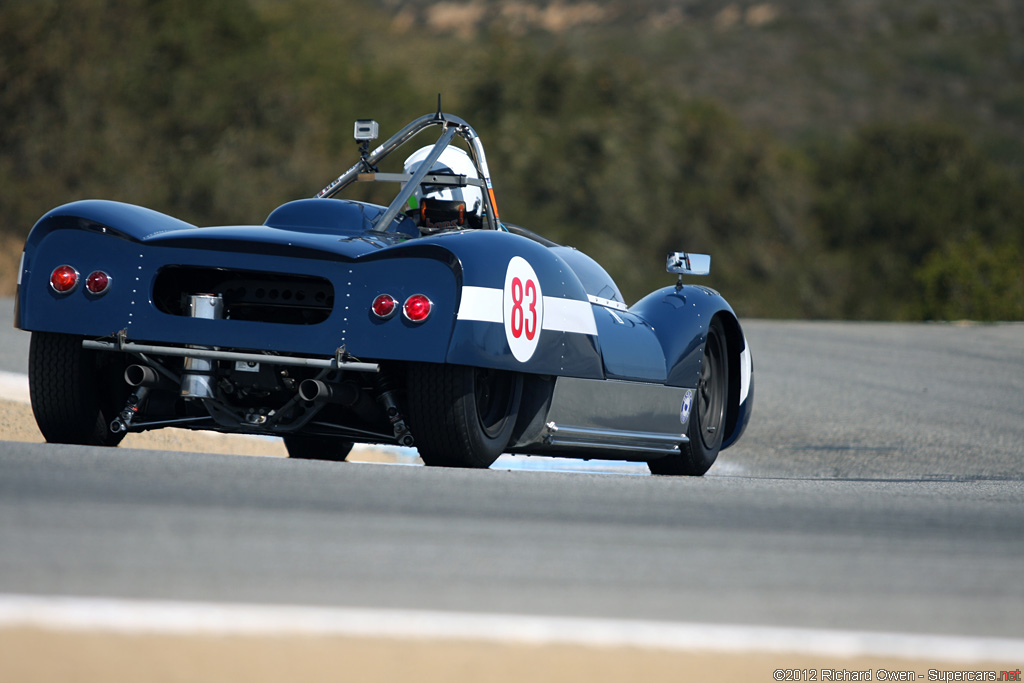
649, 318, 729, 476
406, 364, 522, 468
28, 332, 129, 446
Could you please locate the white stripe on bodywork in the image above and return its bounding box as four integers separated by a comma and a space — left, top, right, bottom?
739, 345, 752, 404
541, 296, 597, 335
457, 286, 503, 323
457, 286, 597, 336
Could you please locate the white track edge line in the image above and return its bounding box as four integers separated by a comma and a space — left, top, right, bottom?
0, 594, 1021, 662
0, 370, 30, 404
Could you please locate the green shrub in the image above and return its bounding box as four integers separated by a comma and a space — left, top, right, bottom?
813, 122, 1024, 319
916, 234, 1024, 321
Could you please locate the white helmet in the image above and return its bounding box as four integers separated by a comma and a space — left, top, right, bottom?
403, 146, 483, 219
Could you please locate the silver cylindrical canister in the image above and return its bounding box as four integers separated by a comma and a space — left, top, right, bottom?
180, 294, 224, 398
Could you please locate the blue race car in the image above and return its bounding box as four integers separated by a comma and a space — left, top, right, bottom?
14, 111, 753, 475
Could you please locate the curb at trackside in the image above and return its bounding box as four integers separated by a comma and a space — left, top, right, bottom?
1, 594, 1023, 663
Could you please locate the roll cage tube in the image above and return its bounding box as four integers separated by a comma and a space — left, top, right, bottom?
373, 126, 458, 232
315, 112, 503, 232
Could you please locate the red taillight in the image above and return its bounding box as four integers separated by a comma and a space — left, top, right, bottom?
49, 265, 79, 293
85, 270, 111, 295
403, 294, 432, 323
371, 293, 398, 319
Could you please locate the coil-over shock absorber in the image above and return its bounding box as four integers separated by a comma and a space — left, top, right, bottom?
375, 371, 414, 447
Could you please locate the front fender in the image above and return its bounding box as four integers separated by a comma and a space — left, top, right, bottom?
631, 284, 754, 449
631, 284, 736, 387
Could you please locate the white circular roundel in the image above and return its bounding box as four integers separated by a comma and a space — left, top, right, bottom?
503, 256, 544, 362
680, 389, 694, 425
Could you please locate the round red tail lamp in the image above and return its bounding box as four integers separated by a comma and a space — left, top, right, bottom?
403, 294, 433, 323
371, 293, 398, 319
85, 270, 111, 295
49, 265, 79, 293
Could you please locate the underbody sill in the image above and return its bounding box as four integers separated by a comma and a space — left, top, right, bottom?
541, 422, 686, 455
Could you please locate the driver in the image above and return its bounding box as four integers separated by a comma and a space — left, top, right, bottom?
402, 146, 483, 232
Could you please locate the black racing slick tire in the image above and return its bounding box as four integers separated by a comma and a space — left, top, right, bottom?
283, 435, 354, 462
648, 318, 729, 476
406, 363, 523, 469
28, 331, 130, 447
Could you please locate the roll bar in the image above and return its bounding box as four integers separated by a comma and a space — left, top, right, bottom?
315, 112, 502, 232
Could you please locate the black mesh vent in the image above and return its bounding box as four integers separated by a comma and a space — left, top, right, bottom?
153, 266, 334, 325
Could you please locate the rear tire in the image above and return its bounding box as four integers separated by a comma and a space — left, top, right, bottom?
649, 318, 728, 476
28, 332, 129, 446
283, 435, 353, 462
406, 363, 522, 468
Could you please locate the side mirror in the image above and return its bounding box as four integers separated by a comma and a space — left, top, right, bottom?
666, 252, 711, 277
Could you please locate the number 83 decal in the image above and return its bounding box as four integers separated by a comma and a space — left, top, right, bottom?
503, 256, 544, 362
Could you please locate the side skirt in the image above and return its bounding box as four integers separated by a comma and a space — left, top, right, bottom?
509, 376, 693, 462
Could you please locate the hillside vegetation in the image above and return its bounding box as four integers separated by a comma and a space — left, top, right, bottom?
2, 0, 1022, 319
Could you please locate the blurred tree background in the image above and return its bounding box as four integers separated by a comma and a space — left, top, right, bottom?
2, 0, 1022, 319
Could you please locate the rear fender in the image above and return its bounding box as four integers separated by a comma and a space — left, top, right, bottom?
23, 200, 196, 250
420, 230, 605, 379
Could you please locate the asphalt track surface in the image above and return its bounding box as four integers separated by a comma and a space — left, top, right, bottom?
2, 298, 1023, 641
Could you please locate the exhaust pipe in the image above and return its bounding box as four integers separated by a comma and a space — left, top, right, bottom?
300, 374, 416, 449
299, 379, 359, 404
181, 294, 223, 399
298, 379, 381, 425
125, 364, 160, 388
